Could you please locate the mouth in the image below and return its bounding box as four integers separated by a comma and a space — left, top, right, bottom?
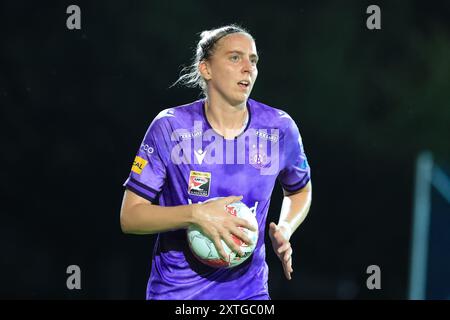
237, 80, 250, 90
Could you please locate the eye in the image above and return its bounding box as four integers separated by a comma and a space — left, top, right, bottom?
230, 55, 240, 62
251, 58, 258, 65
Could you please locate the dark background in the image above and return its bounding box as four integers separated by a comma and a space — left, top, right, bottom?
1, 0, 449, 299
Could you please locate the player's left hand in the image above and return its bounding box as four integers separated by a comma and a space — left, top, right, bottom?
269, 222, 293, 280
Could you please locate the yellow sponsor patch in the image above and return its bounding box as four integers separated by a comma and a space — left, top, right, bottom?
131, 156, 148, 174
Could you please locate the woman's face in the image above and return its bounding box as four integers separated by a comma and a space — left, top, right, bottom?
202, 33, 259, 106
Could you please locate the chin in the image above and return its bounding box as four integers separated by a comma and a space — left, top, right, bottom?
231, 93, 250, 106
215, 90, 248, 107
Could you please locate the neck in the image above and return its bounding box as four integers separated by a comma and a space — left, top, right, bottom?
204, 96, 248, 131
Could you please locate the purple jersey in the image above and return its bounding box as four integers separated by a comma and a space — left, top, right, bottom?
123, 98, 311, 300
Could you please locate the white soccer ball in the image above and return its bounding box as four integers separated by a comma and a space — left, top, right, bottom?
187, 200, 258, 268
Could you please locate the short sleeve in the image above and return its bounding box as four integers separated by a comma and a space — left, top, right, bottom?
123, 118, 168, 202
277, 117, 311, 193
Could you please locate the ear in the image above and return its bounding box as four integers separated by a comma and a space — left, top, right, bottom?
198, 60, 212, 81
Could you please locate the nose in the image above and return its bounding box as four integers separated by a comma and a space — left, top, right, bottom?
242, 58, 254, 74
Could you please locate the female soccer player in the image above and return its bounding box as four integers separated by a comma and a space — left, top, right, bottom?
120, 25, 312, 300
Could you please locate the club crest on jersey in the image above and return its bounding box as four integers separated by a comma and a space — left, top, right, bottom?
188, 171, 211, 197
131, 156, 148, 174
249, 144, 271, 170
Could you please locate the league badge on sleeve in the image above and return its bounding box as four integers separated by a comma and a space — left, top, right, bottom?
188, 171, 211, 197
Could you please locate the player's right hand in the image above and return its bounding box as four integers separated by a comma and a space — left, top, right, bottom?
191, 195, 257, 260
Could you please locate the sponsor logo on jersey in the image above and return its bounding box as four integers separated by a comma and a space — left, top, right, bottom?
255, 130, 278, 142
178, 130, 203, 141
131, 156, 148, 174
140, 143, 154, 155
188, 171, 211, 197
